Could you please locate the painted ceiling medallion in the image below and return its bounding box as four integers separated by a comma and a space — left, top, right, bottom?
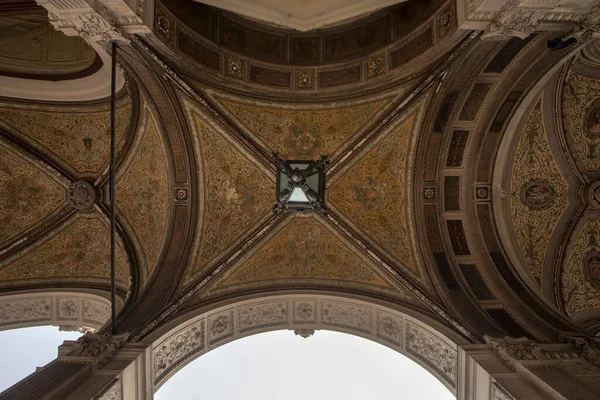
519, 179, 556, 211
68, 180, 96, 211
584, 250, 600, 290
274, 153, 328, 212
585, 98, 600, 140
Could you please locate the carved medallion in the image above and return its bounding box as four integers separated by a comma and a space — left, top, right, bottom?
68, 180, 96, 211
584, 250, 600, 289
519, 179, 556, 210
588, 181, 600, 209
585, 98, 600, 140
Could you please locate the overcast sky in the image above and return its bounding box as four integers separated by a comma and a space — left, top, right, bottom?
0, 327, 454, 399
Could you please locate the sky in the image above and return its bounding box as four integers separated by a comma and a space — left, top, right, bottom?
0, 327, 455, 399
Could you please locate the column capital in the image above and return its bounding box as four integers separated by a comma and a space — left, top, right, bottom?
65, 332, 130, 369
34, 0, 151, 45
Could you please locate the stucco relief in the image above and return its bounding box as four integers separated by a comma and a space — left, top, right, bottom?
238, 301, 288, 333
0, 144, 66, 244
0, 292, 110, 331
322, 301, 371, 334
561, 219, 600, 316
98, 379, 121, 400
0, 98, 131, 175
117, 107, 169, 281
0, 216, 129, 284
153, 320, 205, 383
491, 381, 516, 400
510, 100, 568, 285
562, 71, 600, 171
189, 113, 273, 280
219, 98, 390, 159
219, 216, 390, 288
152, 295, 458, 393
406, 321, 457, 389
328, 113, 417, 274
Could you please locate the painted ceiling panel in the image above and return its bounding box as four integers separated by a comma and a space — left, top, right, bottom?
0, 143, 66, 245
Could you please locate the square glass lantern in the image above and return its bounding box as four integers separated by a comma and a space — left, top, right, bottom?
274, 156, 327, 212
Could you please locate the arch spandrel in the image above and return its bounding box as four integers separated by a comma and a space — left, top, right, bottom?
149, 294, 461, 395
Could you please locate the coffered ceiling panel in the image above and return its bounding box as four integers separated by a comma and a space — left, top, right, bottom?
117, 104, 170, 283
217, 215, 392, 289
509, 97, 569, 288
0, 215, 130, 287
186, 109, 274, 283
0, 96, 131, 176
217, 96, 392, 160
0, 142, 66, 244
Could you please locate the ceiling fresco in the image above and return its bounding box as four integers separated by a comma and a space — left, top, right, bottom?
561, 218, 600, 317
216, 96, 392, 160
562, 70, 600, 171
0, 142, 66, 244
0, 96, 131, 177
509, 97, 569, 288
117, 104, 170, 283
186, 106, 274, 283
217, 215, 393, 289
0, 215, 130, 287
4, 0, 600, 366
328, 108, 422, 281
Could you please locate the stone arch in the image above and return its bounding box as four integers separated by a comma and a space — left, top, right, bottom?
0, 42, 125, 102
149, 294, 461, 396
0, 290, 112, 333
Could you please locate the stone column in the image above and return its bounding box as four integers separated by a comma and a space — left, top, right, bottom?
461, 336, 600, 400
0, 332, 153, 400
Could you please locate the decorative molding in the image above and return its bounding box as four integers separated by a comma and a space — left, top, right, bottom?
68, 331, 129, 368
485, 336, 580, 372
569, 337, 600, 369
152, 295, 459, 393
35, 0, 151, 46
0, 291, 110, 331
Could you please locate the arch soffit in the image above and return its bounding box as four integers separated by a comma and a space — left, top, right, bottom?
492, 41, 600, 321
0, 290, 113, 333
0, 42, 125, 102
149, 294, 461, 395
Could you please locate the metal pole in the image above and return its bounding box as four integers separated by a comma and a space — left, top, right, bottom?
110, 41, 117, 335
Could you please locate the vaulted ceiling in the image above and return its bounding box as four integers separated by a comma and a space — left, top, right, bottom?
0, 0, 599, 345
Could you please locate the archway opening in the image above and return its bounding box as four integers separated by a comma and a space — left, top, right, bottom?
0, 326, 82, 393
155, 330, 455, 400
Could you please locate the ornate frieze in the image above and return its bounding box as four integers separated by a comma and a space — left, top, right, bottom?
238, 301, 288, 334
0, 292, 109, 331
154, 320, 205, 382
406, 321, 457, 388
152, 295, 459, 393
491, 381, 516, 400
